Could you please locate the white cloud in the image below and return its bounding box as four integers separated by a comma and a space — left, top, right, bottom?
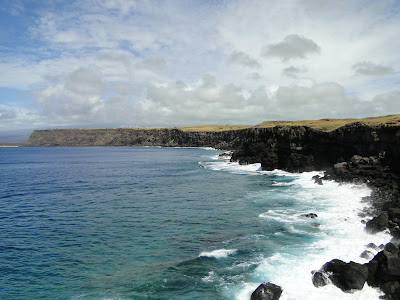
0, 0, 400, 131
228, 51, 261, 69
282, 66, 307, 78
261, 34, 321, 62
353, 61, 394, 76
0, 105, 17, 120
372, 90, 400, 115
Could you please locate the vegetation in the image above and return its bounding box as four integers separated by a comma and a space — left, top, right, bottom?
131, 114, 400, 132
254, 114, 400, 132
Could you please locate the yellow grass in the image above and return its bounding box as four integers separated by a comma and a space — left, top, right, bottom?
50, 114, 399, 132
123, 125, 253, 132
254, 114, 400, 132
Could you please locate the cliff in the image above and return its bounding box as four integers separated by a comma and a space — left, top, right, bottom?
232, 123, 400, 174
26, 123, 400, 175
25, 128, 241, 149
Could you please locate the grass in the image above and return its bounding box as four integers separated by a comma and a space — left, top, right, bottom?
254, 114, 400, 132
118, 125, 253, 132
42, 114, 400, 133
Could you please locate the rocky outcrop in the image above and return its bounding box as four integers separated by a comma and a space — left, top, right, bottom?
313, 243, 400, 299
312, 259, 369, 291
231, 123, 400, 174
251, 282, 282, 300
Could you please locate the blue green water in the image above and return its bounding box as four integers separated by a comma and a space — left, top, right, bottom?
0, 147, 389, 299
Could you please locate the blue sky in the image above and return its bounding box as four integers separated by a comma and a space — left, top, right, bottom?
0, 0, 399, 132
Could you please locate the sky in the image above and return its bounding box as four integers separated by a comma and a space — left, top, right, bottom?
0, 0, 399, 132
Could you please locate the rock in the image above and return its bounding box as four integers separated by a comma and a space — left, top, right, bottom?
333, 162, 348, 174
367, 245, 400, 287
312, 259, 368, 292
360, 250, 374, 259
312, 175, 323, 185
366, 213, 389, 234
366, 243, 379, 250
251, 282, 283, 300
380, 281, 400, 300
301, 213, 318, 219
311, 271, 329, 287
384, 243, 399, 255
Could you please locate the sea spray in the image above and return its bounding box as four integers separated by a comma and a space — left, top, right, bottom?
201, 156, 391, 299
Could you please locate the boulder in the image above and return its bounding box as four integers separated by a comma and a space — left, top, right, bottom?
301, 213, 318, 219
312, 259, 368, 292
251, 282, 282, 300
360, 250, 374, 260
366, 243, 379, 251
365, 213, 389, 234
311, 270, 329, 287
312, 175, 323, 185
367, 245, 400, 287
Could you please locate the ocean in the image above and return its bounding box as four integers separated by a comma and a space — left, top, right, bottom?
0, 146, 391, 299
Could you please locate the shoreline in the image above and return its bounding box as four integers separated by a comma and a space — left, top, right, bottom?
251, 156, 400, 300
23, 121, 400, 298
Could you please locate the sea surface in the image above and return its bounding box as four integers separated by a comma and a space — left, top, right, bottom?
0, 146, 391, 299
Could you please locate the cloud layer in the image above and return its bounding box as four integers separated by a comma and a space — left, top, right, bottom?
0, 0, 399, 131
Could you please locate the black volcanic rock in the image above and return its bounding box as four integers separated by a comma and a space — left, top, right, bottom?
251, 282, 282, 300
367, 246, 400, 287
365, 213, 389, 234
312, 175, 323, 185
301, 213, 318, 218
312, 259, 368, 292
380, 281, 400, 300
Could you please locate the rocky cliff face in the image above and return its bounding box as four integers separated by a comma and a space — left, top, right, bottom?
26, 124, 400, 175
25, 128, 241, 149
230, 123, 400, 175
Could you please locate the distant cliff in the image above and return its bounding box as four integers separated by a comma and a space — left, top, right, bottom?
25, 128, 241, 149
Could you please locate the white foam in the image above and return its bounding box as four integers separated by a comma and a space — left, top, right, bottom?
231, 173, 391, 300
200, 160, 263, 174
199, 249, 237, 259
270, 181, 294, 187
199, 157, 390, 299
202, 270, 216, 283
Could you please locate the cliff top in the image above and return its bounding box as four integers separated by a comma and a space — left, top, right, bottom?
34, 114, 400, 133
134, 114, 400, 132
255, 114, 400, 132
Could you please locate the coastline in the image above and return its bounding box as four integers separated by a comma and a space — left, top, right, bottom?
249, 156, 400, 299
24, 121, 400, 298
